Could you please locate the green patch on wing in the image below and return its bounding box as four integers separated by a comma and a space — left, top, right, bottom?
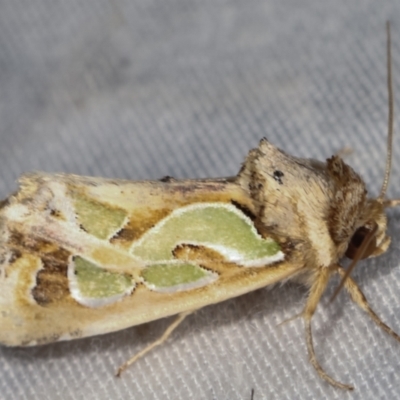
142, 262, 216, 292
74, 194, 127, 239
67, 203, 283, 302
69, 256, 135, 307
131, 203, 283, 267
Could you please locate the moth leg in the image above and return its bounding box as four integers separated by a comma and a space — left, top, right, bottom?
336, 266, 400, 343
303, 266, 353, 390
277, 312, 302, 327
116, 310, 193, 377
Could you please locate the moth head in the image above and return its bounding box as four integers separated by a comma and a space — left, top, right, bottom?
332, 197, 393, 301
345, 200, 389, 261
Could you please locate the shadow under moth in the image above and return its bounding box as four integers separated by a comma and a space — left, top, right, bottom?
0, 23, 398, 390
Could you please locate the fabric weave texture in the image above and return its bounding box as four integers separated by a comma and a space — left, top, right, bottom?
0, 1, 400, 399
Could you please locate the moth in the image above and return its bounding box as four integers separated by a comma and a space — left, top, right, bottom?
0, 23, 398, 391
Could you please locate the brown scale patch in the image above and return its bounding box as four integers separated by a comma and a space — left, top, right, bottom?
230, 200, 256, 221
172, 243, 202, 259
171, 243, 227, 265
172, 244, 236, 273
159, 176, 176, 182
49, 209, 64, 219
110, 207, 172, 246
6, 248, 22, 264
110, 226, 137, 244
8, 231, 59, 255
31, 247, 71, 306
0, 197, 11, 210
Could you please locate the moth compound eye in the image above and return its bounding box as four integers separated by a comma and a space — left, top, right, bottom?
345, 226, 378, 260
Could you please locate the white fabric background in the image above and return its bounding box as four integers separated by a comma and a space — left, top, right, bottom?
1, 1, 400, 399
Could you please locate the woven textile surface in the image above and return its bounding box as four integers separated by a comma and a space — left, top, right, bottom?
1, 1, 400, 399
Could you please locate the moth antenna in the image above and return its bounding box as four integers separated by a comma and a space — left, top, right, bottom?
378, 21, 394, 201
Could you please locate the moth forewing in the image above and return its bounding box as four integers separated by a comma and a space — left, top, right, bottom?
0, 172, 301, 347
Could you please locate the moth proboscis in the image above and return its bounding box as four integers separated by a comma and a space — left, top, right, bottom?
0, 23, 399, 391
